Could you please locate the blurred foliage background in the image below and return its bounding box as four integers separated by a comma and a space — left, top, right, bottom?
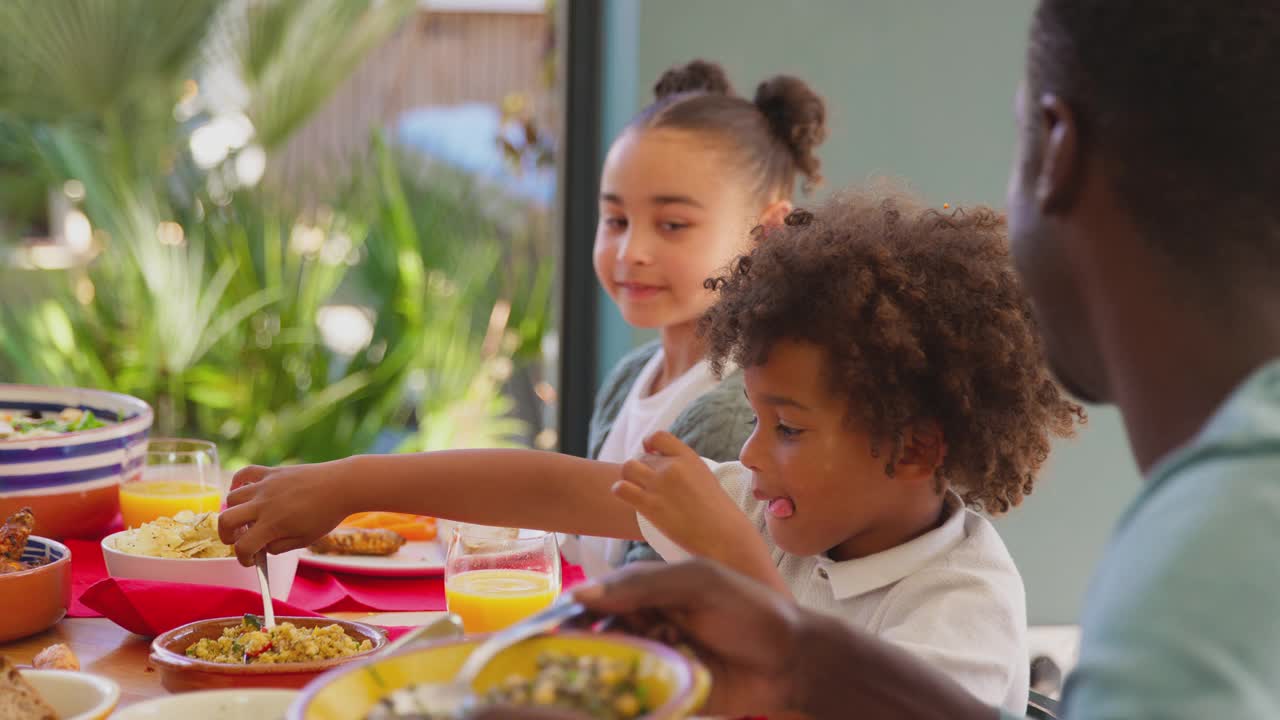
0, 0, 556, 467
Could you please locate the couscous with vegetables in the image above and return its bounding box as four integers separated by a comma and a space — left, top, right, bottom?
185, 615, 373, 664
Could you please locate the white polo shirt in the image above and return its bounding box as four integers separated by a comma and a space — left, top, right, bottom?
636, 459, 1030, 714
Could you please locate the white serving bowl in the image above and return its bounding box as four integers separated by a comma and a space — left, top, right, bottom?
20, 669, 120, 720
112, 689, 298, 719
102, 531, 301, 600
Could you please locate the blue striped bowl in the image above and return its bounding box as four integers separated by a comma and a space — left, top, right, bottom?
20, 534, 71, 565
0, 385, 153, 538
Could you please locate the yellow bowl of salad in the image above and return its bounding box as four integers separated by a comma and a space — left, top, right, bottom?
290, 631, 710, 720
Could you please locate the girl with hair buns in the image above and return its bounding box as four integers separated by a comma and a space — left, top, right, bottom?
566, 59, 830, 575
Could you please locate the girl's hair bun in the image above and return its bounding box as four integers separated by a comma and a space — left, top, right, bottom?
654, 59, 734, 100
753, 75, 829, 187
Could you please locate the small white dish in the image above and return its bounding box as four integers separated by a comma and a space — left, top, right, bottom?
111, 688, 298, 719
102, 531, 301, 599
20, 669, 120, 720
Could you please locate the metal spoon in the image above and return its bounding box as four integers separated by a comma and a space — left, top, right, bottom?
379, 613, 465, 657
405, 598, 586, 716
255, 554, 275, 629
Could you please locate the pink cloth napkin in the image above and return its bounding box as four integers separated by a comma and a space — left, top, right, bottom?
78, 576, 416, 640
66, 538, 111, 618
286, 565, 448, 613
79, 577, 323, 636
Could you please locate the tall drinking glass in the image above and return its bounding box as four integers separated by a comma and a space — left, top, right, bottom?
444, 525, 561, 634
118, 438, 221, 528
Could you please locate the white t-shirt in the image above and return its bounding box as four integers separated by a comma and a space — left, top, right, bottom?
636, 459, 1030, 714
561, 348, 720, 578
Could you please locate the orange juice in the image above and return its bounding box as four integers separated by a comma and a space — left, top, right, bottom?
119, 479, 222, 528
445, 569, 559, 633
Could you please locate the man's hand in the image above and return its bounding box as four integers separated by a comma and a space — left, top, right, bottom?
574, 561, 999, 720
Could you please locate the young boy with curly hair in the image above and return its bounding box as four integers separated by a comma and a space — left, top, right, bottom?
220, 190, 1084, 712
618, 191, 1085, 712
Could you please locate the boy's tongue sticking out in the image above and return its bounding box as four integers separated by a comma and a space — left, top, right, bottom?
754, 489, 796, 518
767, 497, 796, 519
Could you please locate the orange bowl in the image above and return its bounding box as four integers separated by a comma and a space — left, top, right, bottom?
149, 617, 388, 693
0, 535, 72, 643
0, 483, 121, 540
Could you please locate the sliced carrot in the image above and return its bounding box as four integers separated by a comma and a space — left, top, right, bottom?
339, 512, 437, 539
382, 519, 438, 541
338, 515, 380, 529
341, 512, 410, 528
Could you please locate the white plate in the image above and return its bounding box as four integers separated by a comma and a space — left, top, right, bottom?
299, 540, 445, 577
111, 689, 297, 719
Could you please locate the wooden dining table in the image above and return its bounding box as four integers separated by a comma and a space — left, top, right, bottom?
1, 611, 446, 709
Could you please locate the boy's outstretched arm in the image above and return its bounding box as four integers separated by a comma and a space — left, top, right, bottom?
217, 450, 642, 566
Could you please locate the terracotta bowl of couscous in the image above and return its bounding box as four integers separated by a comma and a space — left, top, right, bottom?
149, 616, 387, 693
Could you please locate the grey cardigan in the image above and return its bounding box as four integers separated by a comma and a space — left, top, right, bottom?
587, 341, 755, 564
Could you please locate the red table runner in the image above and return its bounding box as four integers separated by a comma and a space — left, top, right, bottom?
67, 537, 584, 619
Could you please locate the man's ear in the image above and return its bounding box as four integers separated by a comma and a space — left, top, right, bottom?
1034, 92, 1085, 214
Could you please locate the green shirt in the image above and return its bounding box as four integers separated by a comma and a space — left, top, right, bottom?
1003, 359, 1280, 719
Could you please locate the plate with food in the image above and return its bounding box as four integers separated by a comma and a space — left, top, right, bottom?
299, 513, 445, 577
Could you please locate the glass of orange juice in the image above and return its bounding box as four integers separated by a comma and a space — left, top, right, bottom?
118, 438, 222, 528
444, 526, 560, 634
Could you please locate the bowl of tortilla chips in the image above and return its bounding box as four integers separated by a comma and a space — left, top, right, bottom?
102, 511, 300, 599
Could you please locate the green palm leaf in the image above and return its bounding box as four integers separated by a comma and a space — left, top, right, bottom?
230, 0, 417, 149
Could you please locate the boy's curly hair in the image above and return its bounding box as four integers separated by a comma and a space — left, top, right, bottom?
701, 189, 1086, 514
